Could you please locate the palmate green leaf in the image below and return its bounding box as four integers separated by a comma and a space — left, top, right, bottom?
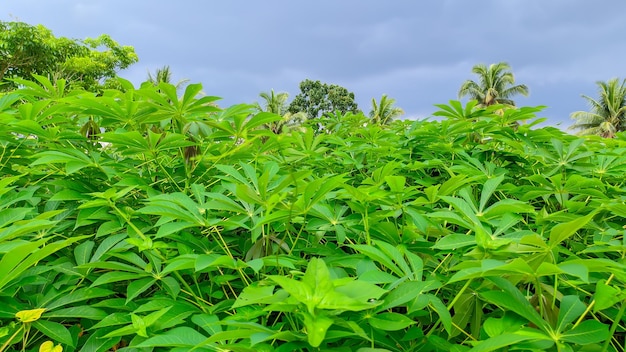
556, 296, 586, 334
375, 241, 412, 279
126, 277, 157, 303
155, 221, 196, 238
428, 294, 453, 335
482, 277, 550, 333
204, 192, 248, 213
478, 174, 504, 213
161, 254, 196, 275
100, 131, 150, 154
267, 275, 312, 308
377, 280, 441, 312
89, 312, 131, 330
302, 312, 334, 348
232, 285, 277, 308
384, 175, 406, 193
0, 92, 21, 111
433, 234, 475, 250
79, 328, 121, 352
368, 312, 415, 331
191, 314, 223, 336
151, 131, 196, 152
0, 208, 31, 229
317, 289, 378, 312
0, 219, 56, 243
428, 210, 475, 231
482, 199, 535, 219
245, 111, 283, 131
32, 320, 74, 347
359, 270, 399, 284
138, 203, 203, 226
134, 326, 208, 348
89, 233, 127, 262
234, 183, 264, 206
558, 262, 589, 283
30, 150, 94, 174
80, 260, 148, 273
468, 330, 550, 352
482, 258, 534, 276
0, 236, 87, 291
298, 175, 346, 211
90, 271, 150, 287
482, 313, 527, 338
334, 280, 387, 303
195, 254, 239, 271
593, 280, 624, 312
548, 211, 596, 247
302, 257, 333, 305
44, 306, 107, 320
45, 287, 114, 310
350, 244, 403, 277
74, 240, 94, 266
404, 251, 424, 282
442, 193, 480, 225
560, 320, 609, 344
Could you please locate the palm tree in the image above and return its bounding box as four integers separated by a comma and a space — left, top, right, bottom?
458, 62, 529, 107
146, 65, 189, 89
256, 89, 289, 115
369, 94, 404, 124
255, 89, 306, 134
570, 78, 626, 138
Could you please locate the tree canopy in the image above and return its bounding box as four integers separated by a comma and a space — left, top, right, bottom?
288, 79, 360, 119
255, 89, 306, 134
0, 21, 138, 91
369, 94, 404, 124
458, 62, 528, 107
570, 78, 626, 138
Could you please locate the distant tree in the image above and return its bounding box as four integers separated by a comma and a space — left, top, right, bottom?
570, 78, 626, 138
458, 62, 528, 107
0, 21, 138, 91
255, 89, 306, 134
256, 89, 289, 115
146, 65, 189, 89
288, 79, 360, 119
369, 94, 404, 124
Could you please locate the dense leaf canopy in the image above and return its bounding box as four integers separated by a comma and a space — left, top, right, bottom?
0, 74, 624, 351
288, 79, 360, 119
0, 21, 138, 91
570, 78, 626, 138
0, 23, 624, 352
458, 62, 529, 107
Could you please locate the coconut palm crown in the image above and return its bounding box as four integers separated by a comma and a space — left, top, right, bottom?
255, 89, 306, 134
458, 62, 529, 107
570, 78, 626, 138
369, 94, 404, 125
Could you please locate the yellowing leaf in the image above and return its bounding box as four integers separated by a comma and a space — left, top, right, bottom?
39, 340, 63, 352
15, 308, 46, 323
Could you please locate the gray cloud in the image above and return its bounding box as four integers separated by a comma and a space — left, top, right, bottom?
4, 0, 626, 127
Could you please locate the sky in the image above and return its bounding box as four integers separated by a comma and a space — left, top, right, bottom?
3, 0, 626, 128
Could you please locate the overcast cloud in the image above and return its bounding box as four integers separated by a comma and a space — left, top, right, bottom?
4, 0, 626, 127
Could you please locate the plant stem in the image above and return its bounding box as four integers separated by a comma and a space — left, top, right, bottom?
602, 300, 625, 352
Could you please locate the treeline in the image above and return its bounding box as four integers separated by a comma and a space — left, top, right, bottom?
1, 20, 625, 137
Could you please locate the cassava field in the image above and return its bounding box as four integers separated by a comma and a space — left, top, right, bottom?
0, 76, 624, 351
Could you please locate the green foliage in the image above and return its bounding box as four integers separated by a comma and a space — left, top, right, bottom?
369, 94, 404, 125
0, 21, 138, 91
570, 78, 626, 138
458, 62, 529, 107
0, 76, 624, 351
288, 79, 360, 119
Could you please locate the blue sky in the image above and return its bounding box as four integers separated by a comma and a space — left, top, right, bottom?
4, 0, 626, 128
